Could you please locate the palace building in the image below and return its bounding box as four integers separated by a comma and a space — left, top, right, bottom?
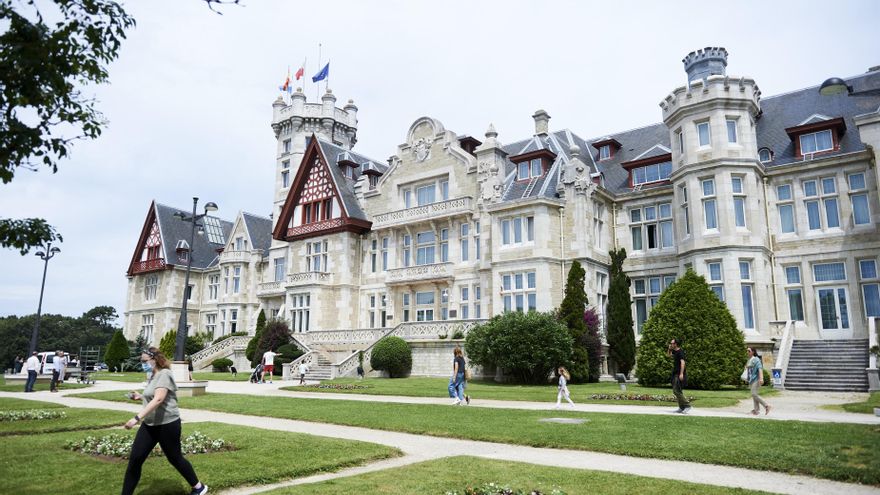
123, 48, 880, 390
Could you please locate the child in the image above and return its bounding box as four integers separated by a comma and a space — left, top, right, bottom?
555, 366, 575, 409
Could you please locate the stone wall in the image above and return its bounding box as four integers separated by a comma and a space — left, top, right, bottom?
408, 339, 490, 378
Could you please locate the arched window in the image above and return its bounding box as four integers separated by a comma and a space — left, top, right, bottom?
758, 148, 773, 163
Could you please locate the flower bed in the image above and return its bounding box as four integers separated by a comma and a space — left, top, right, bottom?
301, 384, 370, 390
66, 431, 231, 459
446, 482, 566, 495
0, 410, 67, 421
588, 393, 696, 402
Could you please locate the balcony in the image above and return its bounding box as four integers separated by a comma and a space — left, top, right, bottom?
287, 271, 331, 286
286, 218, 346, 239
257, 281, 285, 296
130, 258, 166, 275
372, 197, 472, 229
219, 250, 249, 263
386, 262, 453, 285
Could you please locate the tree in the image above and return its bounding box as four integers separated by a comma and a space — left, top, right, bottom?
606, 248, 636, 377
465, 311, 572, 384
370, 336, 412, 378
158, 330, 177, 359
247, 309, 267, 366
0, 0, 135, 254
254, 319, 290, 366
124, 332, 148, 372
558, 261, 589, 382
635, 269, 746, 390
103, 330, 129, 371
583, 307, 603, 382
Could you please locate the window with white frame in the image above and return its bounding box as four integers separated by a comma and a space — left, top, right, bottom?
369, 294, 377, 328
416, 231, 436, 265
474, 221, 481, 260
803, 178, 840, 230
697, 121, 711, 147
229, 309, 238, 333
759, 148, 773, 162
813, 262, 846, 282
702, 178, 718, 230
232, 266, 241, 294
370, 238, 378, 273
676, 129, 684, 155
726, 119, 738, 143
223, 267, 230, 294
235, 237, 247, 251
599, 145, 611, 161
402, 293, 410, 322
596, 271, 608, 331
633, 275, 676, 333
859, 259, 880, 317
812, 262, 850, 331
460, 223, 469, 261
632, 161, 672, 185
849, 172, 871, 226
402, 235, 411, 268
440, 288, 449, 320
501, 271, 537, 312
282, 170, 290, 189
208, 274, 219, 300
799, 129, 833, 155
307, 240, 328, 272
740, 260, 755, 329
732, 176, 747, 228
630, 203, 673, 251
144, 275, 159, 302
291, 293, 310, 332
784, 265, 805, 321
282, 139, 291, 154
380, 293, 387, 326
219, 309, 226, 334
593, 201, 605, 250
402, 177, 449, 208
205, 313, 216, 338
679, 185, 690, 236
460, 286, 469, 319
474, 285, 482, 318
517, 158, 544, 180
707, 261, 724, 301
415, 291, 434, 321
777, 184, 796, 234
381, 237, 389, 270
274, 257, 286, 282
440, 229, 449, 262
501, 215, 534, 246
140, 314, 154, 344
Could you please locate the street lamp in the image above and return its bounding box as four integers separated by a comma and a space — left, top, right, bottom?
172, 198, 219, 362
29, 243, 61, 354
818, 77, 880, 97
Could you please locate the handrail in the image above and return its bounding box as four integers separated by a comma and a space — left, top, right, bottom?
868, 316, 877, 370
772, 320, 795, 388
283, 351, 317, 380
190, 336, 251, 368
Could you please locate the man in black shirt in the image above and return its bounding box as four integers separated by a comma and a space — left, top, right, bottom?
667, 338, 691, 413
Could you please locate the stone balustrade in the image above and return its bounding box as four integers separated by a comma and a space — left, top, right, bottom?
302, 328, 388, 345
371, 197, 472, 229
257, 281, 285, 296
219, 250, 249, 263
190, 336, 251, 369
386, 262, 453, 284
287, 271, 331, 286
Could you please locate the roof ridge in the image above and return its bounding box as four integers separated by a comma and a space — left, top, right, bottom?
762, 70, 879, 102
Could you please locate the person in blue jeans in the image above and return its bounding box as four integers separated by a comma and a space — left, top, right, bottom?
447, 347, 467, 405
24, 352, 39, 392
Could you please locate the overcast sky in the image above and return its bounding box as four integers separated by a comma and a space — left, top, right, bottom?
1, 0, 878, 321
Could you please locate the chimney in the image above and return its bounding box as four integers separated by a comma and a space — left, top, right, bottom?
532, 109, 550, 136
683, 47, 728, 85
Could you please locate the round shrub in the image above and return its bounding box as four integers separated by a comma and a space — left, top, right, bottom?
636, 269, 746, 390
465, 311, 573, 384
211, 358, 233, 372
370, 336, 412, 378
762, 368, 772, 387
275, 343, 304, 368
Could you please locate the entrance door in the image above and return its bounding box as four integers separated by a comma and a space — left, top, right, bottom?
816, 287, 851, 336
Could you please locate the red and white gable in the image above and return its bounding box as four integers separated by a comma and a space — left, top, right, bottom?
127, 202, 167, 276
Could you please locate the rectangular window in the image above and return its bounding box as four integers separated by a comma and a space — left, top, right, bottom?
474, 221, 481, 260
813, 262, 846, 282
859, 259, 880, 316
680, 185, 690, 236
726, 119, 737, 143
785, 266, 801, 284
140, 314, 154, 344
779, 205, 795, 233
741, 284, 754, 328
232, 266, 241, 294
806, 201, 821, 230
229, 309, 238, 333
697, 121, 710, 147
501, 270, 537, 313
403, 235, 411, 268
704, 200, 717, 229
460, 223, 469, 262
850, 172, 870, 225
677, 130, 684, 154
530, 158, 542, 177
144, 275, 159, 302
370, 239, 377, 273
404, 189, 412, 208
307, 240, 328, 272
440, 229, 449, 262
281, 170, 290, 188
416, 231, 436, 265
381, 237, 389, 270
632, 162, 672, 185
500, 215, 534, 246
416, 184, 436, 206
777, 184, 792, 201
402, 293, 410, 323
860, 260, 878, 279
274, 257, 286, 282
732, 177, 746, 228
517, 161, 529, 181
474, 286, 481, 318
799, 129, 833, 154
632, 274, 674, 333
787, 289, 805, 321
205, 313, 216, 338
599, 145, 611, 160
824, 198, 840, 228
631, 226, 642, 251
283, 139, 291, 153
208, 274, 219, 300
290, 293, 310, 332
440, 180, 449, 201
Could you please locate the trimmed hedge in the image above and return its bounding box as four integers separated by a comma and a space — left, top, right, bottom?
211, 358, 233, 372
370, 336, 412, 378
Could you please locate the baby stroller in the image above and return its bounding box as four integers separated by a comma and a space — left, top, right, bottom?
249, 364, 264, 383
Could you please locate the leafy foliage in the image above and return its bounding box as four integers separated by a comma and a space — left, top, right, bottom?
102, 330, 129, 371
0, 0, 134, 254
123, 333, 148, 372
465, 311, 572, 384
370, 336, 412, 378
212, 331, 247, 345
606, 248, 636, 376
254, 319, 291, 366
274, 343, 303, 368
558, 261, 589, 382
211, 358, 233, 372
158, 329, 201, 360
636, 269, 746, 390
247, 309, 266, 365
583, 308, 603, 382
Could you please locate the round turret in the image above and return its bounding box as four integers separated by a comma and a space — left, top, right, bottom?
683, 47, 728, 84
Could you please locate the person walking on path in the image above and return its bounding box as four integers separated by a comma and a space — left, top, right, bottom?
13, 355, 23, 374
24, 352, 39, 392
298, 361, 308, 385
122, 347, 207, 495
668, 338, 691, 413
50, 350, 64, 392
261, 348, 277, 383
448, 347, 466, 405
186, 357, 193, 381
746, 347, 771, 415
58, 352, 68, 383
555, 366, 575, 409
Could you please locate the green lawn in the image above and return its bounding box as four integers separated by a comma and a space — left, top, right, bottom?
0, 422, 400, 495
0, 398, 134, 435
74, 390, 880, 485
822, 392, 880, 414
92, 371, 250, 382
0, 376, 91, 392
280, 456, 768, 495
281, 377, 773, 408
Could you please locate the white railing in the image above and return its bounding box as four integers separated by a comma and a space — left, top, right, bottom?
289, 333, 312, 354
303, 328, 388, 346
772, 320, 795, 388
869, 317, 878, 370
371, 197, 472, 228
191, 336, 251, 369
283, 351, 317, 381
257, 281, 285, 295
386, 262, 453, 284
287, 271, 331, 285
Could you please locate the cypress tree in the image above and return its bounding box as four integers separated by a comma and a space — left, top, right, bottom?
247, 309, 267, 366
559, 260, 589, 382
103, 330, 131, 372
158, 329, 177, 359
606, 248, 636, 376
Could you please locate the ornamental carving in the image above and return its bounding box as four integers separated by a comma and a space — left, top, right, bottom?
479, 164, 502, 203
300, 156, 334, 203
413, 137, 431, 162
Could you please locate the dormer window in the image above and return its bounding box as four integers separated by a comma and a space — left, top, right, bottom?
799, 130, 833, 154
785, 117, 845, 158
623, 153, 673, 188
517, 158, 544, 181
758, 148, 773, 163
591, 138, 621, 161
599, 145, 611, 160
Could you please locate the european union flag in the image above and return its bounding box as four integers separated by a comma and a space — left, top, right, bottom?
312, 62, 329, 83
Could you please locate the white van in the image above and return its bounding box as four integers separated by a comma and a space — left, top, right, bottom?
35, 352, 74, 378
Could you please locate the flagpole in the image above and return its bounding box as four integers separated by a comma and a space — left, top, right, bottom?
316, 43, 322, 101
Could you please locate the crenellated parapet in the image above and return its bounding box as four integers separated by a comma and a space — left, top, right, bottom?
660, 74, 762, 124
271, 88, 358, 149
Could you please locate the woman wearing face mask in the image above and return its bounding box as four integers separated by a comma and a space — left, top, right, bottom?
122, 347, 207, 495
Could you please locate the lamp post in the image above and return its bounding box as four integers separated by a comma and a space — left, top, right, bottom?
818, 77, 880, 97
28, 243, 61, 354
173, 198, 218, 362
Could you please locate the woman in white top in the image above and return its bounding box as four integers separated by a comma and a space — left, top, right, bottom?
745, 347, 771, 415
555, 366, 575, 409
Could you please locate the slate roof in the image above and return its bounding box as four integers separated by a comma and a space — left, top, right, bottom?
756, 70, 880, 167
583, 123, 671, 195
498, 130, 596, 202
314, 138, 385, 221
242, 212, 272, 255
154, 202, 233, 270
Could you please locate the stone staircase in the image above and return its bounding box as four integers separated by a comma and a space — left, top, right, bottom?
303, 355, 333, 381
784, 339, 869, 392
